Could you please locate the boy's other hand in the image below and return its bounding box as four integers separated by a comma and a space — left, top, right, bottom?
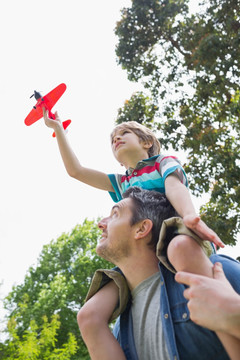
183, 214, 224, 248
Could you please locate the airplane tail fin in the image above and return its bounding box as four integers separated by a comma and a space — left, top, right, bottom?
52, 120, 71, 138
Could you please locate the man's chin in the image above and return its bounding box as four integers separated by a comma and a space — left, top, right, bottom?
96, 245, 111, 262
96, 244, 105, 257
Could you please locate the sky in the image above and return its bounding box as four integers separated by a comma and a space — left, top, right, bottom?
0, 0, 239, 327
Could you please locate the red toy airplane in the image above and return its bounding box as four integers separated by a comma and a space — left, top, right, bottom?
24, 83, 71, 137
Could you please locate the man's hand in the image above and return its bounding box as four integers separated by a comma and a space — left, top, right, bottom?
183, 214, 224, 248
175, 263, 240, 336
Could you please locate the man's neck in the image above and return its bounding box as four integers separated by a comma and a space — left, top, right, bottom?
118, 252, 160, 291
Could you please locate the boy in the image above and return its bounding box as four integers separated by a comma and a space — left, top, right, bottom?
43, 109, 222, 247
43, 109, 225, 359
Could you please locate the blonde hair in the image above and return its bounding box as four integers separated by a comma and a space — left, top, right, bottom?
111, 121, 161, 158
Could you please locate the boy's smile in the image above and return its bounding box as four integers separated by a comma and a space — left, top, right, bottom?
114, 139, 125, 151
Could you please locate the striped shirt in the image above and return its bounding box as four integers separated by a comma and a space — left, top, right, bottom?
108, 154, 188, 202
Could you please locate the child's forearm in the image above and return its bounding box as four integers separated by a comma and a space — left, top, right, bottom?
43, 109, 82, 178
217, 332, 240, 360
222, 301, 240, 339
55, 126, 113, 190
54, 124, 83, 178
165, 175, 196, 218
165, 174, 224, 246
43, 109, 113, 191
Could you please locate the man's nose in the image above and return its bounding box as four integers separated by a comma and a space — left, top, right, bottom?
98, 217, 108, 230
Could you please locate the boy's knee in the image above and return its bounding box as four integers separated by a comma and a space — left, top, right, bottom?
167, 235, 201, 263
168, 235, 193, 254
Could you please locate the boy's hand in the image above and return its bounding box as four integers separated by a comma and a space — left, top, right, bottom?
183, 214, 224, 248
43, 108, 62, 130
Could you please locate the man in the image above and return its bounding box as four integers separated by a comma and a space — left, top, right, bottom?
78, 187, 240, 360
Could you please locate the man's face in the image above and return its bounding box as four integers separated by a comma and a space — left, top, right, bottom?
97, 198, 135, 263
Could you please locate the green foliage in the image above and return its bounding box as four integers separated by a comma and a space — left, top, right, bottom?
115, 0, 240, 245
1, 219, 113, 359
116, 91, 159, 128
3, 315, 77, 360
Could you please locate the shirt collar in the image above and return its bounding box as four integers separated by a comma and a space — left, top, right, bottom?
126, 155, 159, 176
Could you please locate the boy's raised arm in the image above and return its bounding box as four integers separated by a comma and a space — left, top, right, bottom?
43, 109, 114, 192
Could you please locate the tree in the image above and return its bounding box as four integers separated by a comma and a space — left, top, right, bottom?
115, 0, 240, 245
116, 91, 159, 128
1, 219, 113, 359
2, 315, 77, 360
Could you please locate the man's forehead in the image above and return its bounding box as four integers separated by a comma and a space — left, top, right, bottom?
111, 198, 132, 212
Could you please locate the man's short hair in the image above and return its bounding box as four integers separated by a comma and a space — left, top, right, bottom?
110, 121, 161, 157
123, 187, 177, 249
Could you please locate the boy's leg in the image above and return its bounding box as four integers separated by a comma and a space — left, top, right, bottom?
217, 332, 240, 360
168, 235, 240, 360
167, 235, 213, 277
77, 280, 126, 360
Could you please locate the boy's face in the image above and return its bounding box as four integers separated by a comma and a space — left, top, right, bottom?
111, 128, 149, 162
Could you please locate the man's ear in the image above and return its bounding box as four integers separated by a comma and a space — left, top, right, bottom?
135, 219, 153, 239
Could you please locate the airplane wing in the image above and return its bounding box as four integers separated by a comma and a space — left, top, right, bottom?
24, 106, 43, 126
24, 83, 67, 126
43, 83, 67, 112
